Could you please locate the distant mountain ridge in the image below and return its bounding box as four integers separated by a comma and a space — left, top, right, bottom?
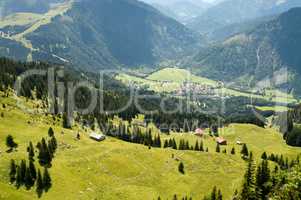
189, 7, 301, 95
187, 0, 301, 37
0, 0, 201, 70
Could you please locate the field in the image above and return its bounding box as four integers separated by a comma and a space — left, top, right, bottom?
0, 92, 300, 200
116, 67, 297, 104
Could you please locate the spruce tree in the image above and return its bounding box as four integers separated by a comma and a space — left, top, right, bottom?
48, 127, 54, 137
20, 160, 26, 183
216, 144, 220, 153
211, 186, 217, 200
178, 162, 185, 174
194, 140, 200, 151
200, 140, 204, 152
241, 144, 249, 159
240, 152, 255, 199
28, 142, 35, 161
43, 168, 52, 192
15, 166, 22, 188
172, 138, 177, 150
6, 135, 18, 150
231, 147, 235, 155
217, 189, 223, 200
164, 140, 168, 148
24, 167, 33, 189
36, 169, 43, 197
9, 159, 16, 183
261, 152, 267, 160
29, 160, 37, 180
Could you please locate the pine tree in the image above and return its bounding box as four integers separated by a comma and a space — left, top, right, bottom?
6, 135, 18, 150
217, 189, 223, 200
15, 166, 22, 188
231, 147, 235, 155
164, 140, 168, 148
9, 159, 16, 183
28, 141, 35, 161
20, 160, 26, 183
24, 167, 33, 189
240, 152, 255, 200
48, 127, 54, 137
29, 160, 37, 180
211, 186, 217, 200
200, 140, 204, 152
241, 144, 249, 159
194, 140, 200, 151
43, 168, 52, 192
178, 162, 185, 174
38, 138, 52, 167
261, 152, 267, 160
36, 169, 43, 197
216, 144, 220, 153
172, 138, 177, 150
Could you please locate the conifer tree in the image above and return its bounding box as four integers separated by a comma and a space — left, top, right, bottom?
211, 186, 217, 200
20, 160, 26, 183
28, 141, 35, 161
261, 152, 267, 160
216, 144, 220, 153
38, 138, 52, 167
6, 135, 18, 150
15, 166, 22, 188
48, 127, 54, 137
240, 152, 255, 199
36, 169, 43, 197
231, 147, 235, 155
241, 144, 249, 159
217, 189, 223, 200
43, 168, 52, 192
200, 140, 204, 152
24, 167, 33, 189
9, 159, 16, 183
164, 140, 168, 148
172, 138, 177, 150
178, 162, 185, 174
29, 160, 37, 180
194, 140, 200, 151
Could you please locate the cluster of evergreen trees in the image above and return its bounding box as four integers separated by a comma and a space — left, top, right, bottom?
7, 127, 57, 197
36, 128, 57, 167
236, 152, 301, 200
9, 159, 51, 196
106, 122, 162, 148
264, 152, 299, 170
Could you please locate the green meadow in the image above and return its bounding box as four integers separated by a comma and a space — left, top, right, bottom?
0, 93, 300, 200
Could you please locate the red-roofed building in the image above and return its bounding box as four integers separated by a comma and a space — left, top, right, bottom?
216, 137, 227, 145
195, 128, 204, 137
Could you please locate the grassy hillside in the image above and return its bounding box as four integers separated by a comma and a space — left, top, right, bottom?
0, 91, 300, 200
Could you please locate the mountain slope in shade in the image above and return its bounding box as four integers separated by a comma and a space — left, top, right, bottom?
187, 0, 301, 38
189, 8, 301, 95
0, 0, 201, 70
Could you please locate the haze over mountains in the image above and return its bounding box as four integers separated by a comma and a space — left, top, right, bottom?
187, 0, 301, 37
